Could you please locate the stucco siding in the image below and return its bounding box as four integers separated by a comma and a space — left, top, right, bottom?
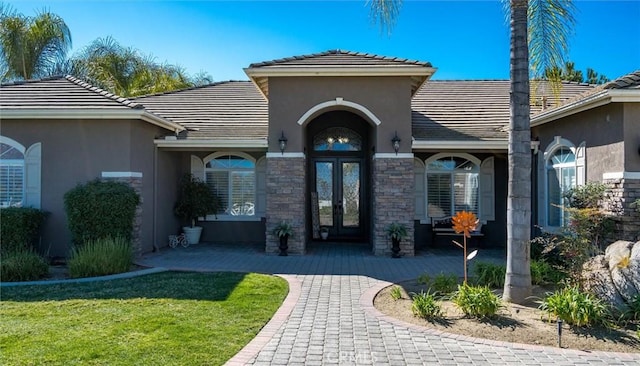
1, 118, 134, 257
268, 77, 413, 154
623, 103, 640, 172
532, 103, 625, 181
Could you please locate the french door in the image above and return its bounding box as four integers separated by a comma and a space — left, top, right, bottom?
313, 158, 363, 240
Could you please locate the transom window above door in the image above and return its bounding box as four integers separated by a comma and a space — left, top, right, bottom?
313, 127, 362, 151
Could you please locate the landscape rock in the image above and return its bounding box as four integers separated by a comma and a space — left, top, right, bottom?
582, 240, 640, 311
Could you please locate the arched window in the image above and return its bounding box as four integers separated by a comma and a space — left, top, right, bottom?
204, 154, 255, 216
0, 137, 25, 207
546, 146, 576, 226
426, 154, 480, 217
313, 127, 362, 151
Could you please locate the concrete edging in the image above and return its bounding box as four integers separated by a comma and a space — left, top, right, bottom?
0, 267, 168, 287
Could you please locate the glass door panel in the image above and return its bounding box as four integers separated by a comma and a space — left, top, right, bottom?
341, 162, 360, 228
315, 162, 333, 227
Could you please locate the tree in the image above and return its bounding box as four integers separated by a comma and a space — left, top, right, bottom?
0, 4, 71, 81
67, 37, 194, 97
543, 62, 609, 84
368, 0, 576, 304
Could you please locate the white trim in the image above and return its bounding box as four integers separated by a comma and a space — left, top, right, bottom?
424, 152, 481, 167
603, 171, 640, 180
101, 172, 143, 178
0, 136, 26, 153
296, 98, 382, 126
202, 151, 256, 164
266, 152, 306, 158
531, 89, 640, 127
543, 136, 576, 160
1, 109, 184, 133
154, 139, 268, 149
412, 140, 507, 150
373, 153, 414, 159
245, 66, 436, 78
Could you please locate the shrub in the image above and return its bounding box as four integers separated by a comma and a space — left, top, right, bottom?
68, 237, 132, 278
390, 285, 403, 300
411, 291, 443, 319
416, 273, 430, 285
431, 272, 458, 294
539, 286, 610, 327
452, 283, 502, 319
1, 249, 48, 282
530, 260, 566, 285
64, 180, 140, 246
0, 207, 47, 254
564, 182, 608, 209
472, 261, 505, 288
622, 295, 640, 321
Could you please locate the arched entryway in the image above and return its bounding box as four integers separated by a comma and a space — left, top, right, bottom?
306, 111, 372, 242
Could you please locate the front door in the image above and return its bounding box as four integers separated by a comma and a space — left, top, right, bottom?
314, 158, 363, 240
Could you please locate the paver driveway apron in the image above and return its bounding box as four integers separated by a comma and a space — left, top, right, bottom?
138, 244, 640, 365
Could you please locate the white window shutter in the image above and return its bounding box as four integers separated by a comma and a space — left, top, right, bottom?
537, 153, 546, 226
190, 155, 204, 181
24, 143, 41, 209
414, 158, 425, 220
479, 157, 495, 221
575, 142, 586, 186
256, 157, 266, 217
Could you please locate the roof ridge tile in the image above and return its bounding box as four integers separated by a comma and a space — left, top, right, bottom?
133, 80, 251, 99
63, 75, 144, 109
248, 49, 432, 68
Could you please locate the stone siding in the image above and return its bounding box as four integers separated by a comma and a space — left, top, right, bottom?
265, 157, 306, 254
372, 157, 415, 256
603, 177, 640, 241
101, 176, 143, 258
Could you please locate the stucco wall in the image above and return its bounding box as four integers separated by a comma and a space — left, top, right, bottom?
1, 118, 138, 257
623, 103, 640, 172
268, 76, 413, 154
531, 103, 625, 182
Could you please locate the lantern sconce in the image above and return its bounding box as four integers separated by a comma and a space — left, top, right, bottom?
278, 131, 288, 155
391, 131, 401, 155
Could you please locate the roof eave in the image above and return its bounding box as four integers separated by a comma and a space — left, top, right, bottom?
412, 139, 508, 150
0, 109, 185, 133
531, 89, 640, 127
154, 138, 268, 149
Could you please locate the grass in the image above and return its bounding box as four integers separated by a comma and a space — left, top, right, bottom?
0, 271, 288, 365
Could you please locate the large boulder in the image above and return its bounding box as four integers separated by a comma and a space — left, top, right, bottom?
582, 240, 640, 311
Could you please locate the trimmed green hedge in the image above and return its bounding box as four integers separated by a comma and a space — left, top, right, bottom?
0, 207, 47, 254
64, 180, 140, 246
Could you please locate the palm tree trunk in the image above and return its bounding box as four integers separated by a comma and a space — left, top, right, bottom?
503, 0, 532, 304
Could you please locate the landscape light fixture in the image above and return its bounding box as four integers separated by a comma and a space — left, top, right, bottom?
391, 131, 401, 155
278, 131, 288, 154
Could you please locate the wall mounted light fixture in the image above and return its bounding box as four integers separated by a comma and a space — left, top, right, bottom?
278, 131, 288, 154
392, 131, 401, 155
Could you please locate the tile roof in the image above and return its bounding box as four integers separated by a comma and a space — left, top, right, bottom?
134, 81, 268, 140
411, 80, 594, 142
603, 70, 640, 89
0, 75, 143, 110
248, 49, 432, 68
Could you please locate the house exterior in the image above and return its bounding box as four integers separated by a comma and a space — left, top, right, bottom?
1, 50, 637, 258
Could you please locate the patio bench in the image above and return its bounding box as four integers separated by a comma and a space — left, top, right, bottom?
431, 216, 484, 247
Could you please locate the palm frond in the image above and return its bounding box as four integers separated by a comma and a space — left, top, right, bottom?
367, 0, 402, 35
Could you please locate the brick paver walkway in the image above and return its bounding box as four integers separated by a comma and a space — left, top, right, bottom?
137, 243, 639, 365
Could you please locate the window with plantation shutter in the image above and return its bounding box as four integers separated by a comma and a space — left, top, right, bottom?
204, 154, 255, 217
0, 139, 25, 208
426, 154, 480, 219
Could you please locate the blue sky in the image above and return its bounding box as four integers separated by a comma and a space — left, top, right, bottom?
10, 0, 640, 81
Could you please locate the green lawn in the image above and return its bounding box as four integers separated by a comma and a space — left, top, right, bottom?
0, 271, 288, 365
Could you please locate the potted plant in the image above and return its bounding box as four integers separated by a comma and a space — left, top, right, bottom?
174, 173, 220, 245
385, 222, 408, 258
320, 226, 329, 240
273, 221, 293, 256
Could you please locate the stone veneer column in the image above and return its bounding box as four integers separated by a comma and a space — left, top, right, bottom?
603, 177, 640, 241
265, 156, 307, 254
372, 156, 415, 256
101, 172, 143, 258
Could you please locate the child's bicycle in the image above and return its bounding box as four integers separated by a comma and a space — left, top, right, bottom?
168, 233, 189, 248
